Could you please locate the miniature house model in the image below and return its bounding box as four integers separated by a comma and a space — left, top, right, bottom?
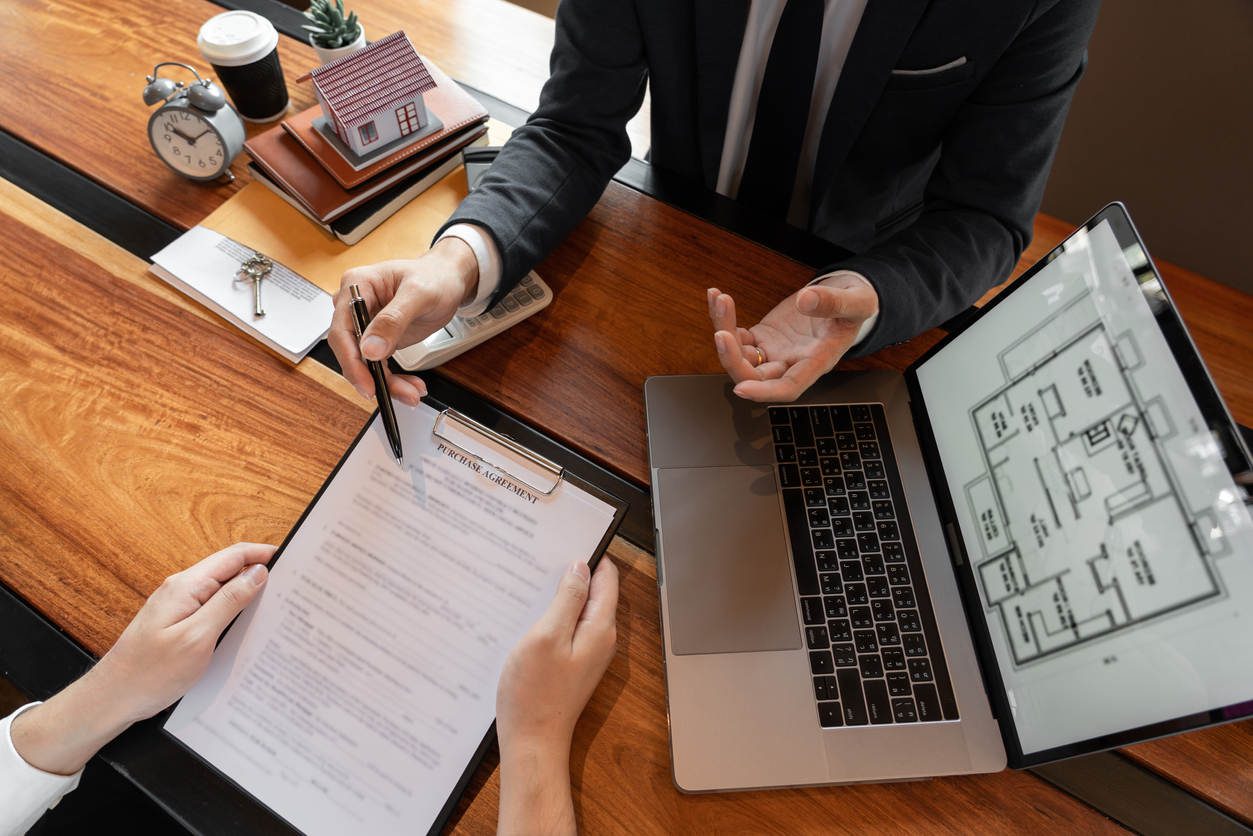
297, 31, 437, 158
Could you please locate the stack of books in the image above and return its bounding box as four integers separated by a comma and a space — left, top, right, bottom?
244, 32, 490, 245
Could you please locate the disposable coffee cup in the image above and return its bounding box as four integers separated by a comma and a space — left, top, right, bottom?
197, 11, 289, 123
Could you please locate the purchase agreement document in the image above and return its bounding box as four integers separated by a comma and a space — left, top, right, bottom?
166, 402, 617, 835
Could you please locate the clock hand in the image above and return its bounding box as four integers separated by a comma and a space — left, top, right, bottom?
170, 127, 198, 145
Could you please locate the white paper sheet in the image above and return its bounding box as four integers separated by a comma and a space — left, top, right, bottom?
166, 402, 615, 835
151, 226, 333, 363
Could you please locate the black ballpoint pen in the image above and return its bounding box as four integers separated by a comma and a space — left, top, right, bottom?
348, 284, 405, 466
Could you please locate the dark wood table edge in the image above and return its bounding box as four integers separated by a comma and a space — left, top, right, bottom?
5, 47, 1253, 834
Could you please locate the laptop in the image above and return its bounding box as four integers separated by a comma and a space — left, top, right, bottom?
644, 203, 1253, 792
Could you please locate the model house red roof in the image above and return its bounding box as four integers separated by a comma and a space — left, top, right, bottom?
297, 31, 437, 130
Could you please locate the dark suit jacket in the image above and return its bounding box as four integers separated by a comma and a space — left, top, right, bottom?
440, 0, 1102, 356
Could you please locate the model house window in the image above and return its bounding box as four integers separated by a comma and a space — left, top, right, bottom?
359, 121, 379, 145
396, 102, 421, 136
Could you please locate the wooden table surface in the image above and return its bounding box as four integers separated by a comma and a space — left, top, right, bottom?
1, 0, 1251, 833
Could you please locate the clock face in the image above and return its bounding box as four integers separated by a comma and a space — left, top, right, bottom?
148, 107, 228, 179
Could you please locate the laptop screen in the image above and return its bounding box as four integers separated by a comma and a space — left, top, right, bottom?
911, 204, 1253, 764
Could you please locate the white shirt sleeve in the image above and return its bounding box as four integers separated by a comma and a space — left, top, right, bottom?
437, 223, 502, 318
808, 270, 879, 347
0, 703, 82, 836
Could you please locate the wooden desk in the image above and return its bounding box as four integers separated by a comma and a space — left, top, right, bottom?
1, 0, 1250, 833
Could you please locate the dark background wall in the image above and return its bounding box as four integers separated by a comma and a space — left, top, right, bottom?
1041, 0, 1253, 296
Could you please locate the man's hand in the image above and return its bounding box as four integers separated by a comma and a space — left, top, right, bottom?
708, 272, 880, 402
11, 543, 273, 776
328, 237, 480, 406
496, 558, 619, 836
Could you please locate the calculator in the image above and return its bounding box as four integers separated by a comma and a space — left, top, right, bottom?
392, 271, 552, 371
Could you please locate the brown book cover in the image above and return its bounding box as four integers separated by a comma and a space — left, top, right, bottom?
285, 57, 489, 189
243, 120, 487, 223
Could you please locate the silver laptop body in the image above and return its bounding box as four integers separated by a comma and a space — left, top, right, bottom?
646, 371, 1006, 791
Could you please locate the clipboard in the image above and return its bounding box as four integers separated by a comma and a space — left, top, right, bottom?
415, 396, 628, 836
159, 395, 629, 836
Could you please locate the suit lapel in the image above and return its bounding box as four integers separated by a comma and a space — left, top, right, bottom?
693, 0, 751, 189
810, 0, 931, 222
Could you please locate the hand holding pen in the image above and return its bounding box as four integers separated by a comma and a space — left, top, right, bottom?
348, 284, 405, 466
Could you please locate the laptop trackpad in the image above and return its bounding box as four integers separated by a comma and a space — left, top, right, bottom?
657, 466, 801, 655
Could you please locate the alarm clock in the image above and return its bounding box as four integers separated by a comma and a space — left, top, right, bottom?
142, 62, 246, 182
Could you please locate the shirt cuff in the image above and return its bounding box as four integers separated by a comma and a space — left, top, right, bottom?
438, 224, 502, 318
0, 703, 83, 836
808, 270, 880, 347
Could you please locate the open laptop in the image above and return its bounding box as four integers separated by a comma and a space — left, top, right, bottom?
644, 203, 1253, 792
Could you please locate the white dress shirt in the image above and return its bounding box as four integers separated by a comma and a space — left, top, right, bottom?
0, 704, 82, 836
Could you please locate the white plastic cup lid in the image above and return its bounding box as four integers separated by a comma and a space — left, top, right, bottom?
197, 11, 280, 67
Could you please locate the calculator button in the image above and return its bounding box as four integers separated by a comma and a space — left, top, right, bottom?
503, 296, 520, 312
478, 313, 492, 323
490, 305, 507, 319
527, 285, 545, 299
517, 292, 534, 306
520, 274, 534, 285
464, 317, 479, 328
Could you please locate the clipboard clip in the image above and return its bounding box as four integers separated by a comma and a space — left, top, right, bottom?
432, 409, 565, 496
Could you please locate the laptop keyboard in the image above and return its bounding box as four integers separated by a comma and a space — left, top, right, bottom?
769, 403, 960, 727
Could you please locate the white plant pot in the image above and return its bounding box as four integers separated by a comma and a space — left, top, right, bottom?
312, 28, 365, 65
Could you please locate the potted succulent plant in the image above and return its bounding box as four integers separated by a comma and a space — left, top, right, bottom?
304, 0, 365, 65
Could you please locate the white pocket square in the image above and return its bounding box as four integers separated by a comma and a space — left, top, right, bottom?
891, 56, 967, 76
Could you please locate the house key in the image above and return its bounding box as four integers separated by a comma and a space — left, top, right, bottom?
239, 253, 272, 317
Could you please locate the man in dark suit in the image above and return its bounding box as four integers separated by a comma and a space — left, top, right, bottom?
329, 0, 1101, 404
